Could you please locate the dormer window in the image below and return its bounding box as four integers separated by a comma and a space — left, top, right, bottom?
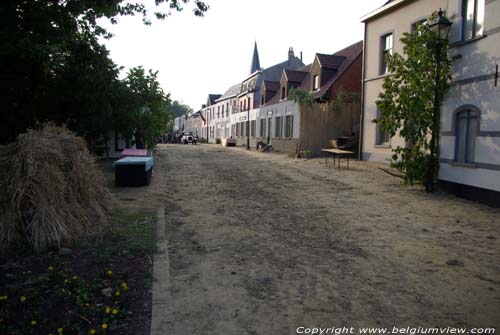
281, 86, 286, 100
313, 75, 319, 91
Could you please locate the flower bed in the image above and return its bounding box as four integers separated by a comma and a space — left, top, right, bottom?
0, 209, 156, 335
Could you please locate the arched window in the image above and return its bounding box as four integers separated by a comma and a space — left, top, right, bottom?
455, 108, 480, 163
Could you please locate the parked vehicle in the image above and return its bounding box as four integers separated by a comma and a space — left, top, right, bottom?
182, 132, 197, 145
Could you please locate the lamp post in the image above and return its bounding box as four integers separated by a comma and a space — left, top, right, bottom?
425, 9, 452, 193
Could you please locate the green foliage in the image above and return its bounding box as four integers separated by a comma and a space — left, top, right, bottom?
0, 0, 208, 146
123, 67, 171, 149
288, 88, 314, 105
375, 13, 451, 185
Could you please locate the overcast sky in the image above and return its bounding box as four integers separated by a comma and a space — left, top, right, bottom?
100, 0, 387, 111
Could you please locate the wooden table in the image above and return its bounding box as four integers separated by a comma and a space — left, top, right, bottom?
321, 148, 354, 169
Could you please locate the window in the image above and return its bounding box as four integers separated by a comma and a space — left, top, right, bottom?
313, 75, 319, 91
462, 0, 485, 41
243, 99, 247, 111
284, 115, 294, 138
247, 97, 251, 110
375, 110, 390, 146
231, 124, 235, 138
455, 109, 479, 163
281, 86, 286, 100
260, 119, 266, 138
226, 103, 229, 116
251, 120, 256, 137
275, 116, 283, 137
380, 33, 393, 75
221, 105, 224, 117
261, 95, 265, 106
217, 106, 220, 119
410, 19, 427, 34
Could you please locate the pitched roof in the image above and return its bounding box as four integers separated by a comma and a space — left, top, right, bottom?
361, 0, 409, 22
216, 83, 241, 102
316, 54, 346, 69
263, 80, 280, 92
208, 94, 222, 105
284, 69, 308, 83
313, 40, 363, 99
262, 56, 305, 82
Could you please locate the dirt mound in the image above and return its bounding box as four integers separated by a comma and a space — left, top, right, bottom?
0, 124, 113, 252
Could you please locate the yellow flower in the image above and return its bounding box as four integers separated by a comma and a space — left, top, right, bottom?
112, 309, 118, 315
48, 266, 54, 271
72, 276, 78, 280
105, 306, 111, 314
101, 323, 108, 329
114, 290, 120, 297
89, 329, 96, 334
121, 282, 128, 290
57, 328, 63, 333
114, 301, 119, 305
0, 295, 8, 301
20, 296, 27, 302
64, 279, 69, 284
106, 270, 113, 276
31, 320, 37, 326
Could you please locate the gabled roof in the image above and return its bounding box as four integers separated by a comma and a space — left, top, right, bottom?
284, 69, 308, 83
216, 83, 241, 102
262, 56, 305, 82
316, 54, 346, 69
361, 0, 410, 22
207, 94, 222, 105
263, 80, 280, 92
313, 40, 363, 99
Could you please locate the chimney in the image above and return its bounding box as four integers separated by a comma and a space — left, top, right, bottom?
288, 47, 294, 60
300, 51, 303, 62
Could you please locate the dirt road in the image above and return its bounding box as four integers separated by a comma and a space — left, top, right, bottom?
112, 144, 500, 334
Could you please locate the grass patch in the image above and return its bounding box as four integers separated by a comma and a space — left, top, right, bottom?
0, 209, 156, 335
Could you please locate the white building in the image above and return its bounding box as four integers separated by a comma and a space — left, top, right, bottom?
360, 0, 500, 206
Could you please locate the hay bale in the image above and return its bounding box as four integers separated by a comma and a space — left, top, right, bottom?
0, 124, 113, 253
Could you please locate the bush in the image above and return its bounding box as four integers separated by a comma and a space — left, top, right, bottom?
0, 124, 113, 253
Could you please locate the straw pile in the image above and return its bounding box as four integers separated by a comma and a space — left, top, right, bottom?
0, 124, 112, 253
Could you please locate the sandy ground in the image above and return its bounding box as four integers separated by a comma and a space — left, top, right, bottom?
105, 144, 500, 334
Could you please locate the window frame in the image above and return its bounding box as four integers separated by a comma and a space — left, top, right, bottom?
375, 109, 391, 147
379, 31, 394, 75
461, 0, 485, 42
454, 106, 480, 164
313, 75, 319, 91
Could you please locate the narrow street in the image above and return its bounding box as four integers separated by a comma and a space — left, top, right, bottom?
139, 144, 500, 334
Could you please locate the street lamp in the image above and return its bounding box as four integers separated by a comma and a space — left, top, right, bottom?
425, 9, 452, 193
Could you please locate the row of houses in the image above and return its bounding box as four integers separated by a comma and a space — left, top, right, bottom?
184, 0, 500, 207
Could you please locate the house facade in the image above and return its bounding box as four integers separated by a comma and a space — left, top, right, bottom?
360, 0, 500, 205
201, 42, 363, 154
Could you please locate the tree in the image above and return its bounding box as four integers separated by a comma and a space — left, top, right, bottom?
375, 14, 451, 185
0, 0, 208, 145
124, 67, 171, 149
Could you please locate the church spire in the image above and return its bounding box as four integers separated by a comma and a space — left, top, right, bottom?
250, 41, 261, 75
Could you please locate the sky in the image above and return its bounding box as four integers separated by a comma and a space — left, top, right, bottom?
99, 0, 387, 111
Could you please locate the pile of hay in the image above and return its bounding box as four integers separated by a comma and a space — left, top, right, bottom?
0, 124, 113, 253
